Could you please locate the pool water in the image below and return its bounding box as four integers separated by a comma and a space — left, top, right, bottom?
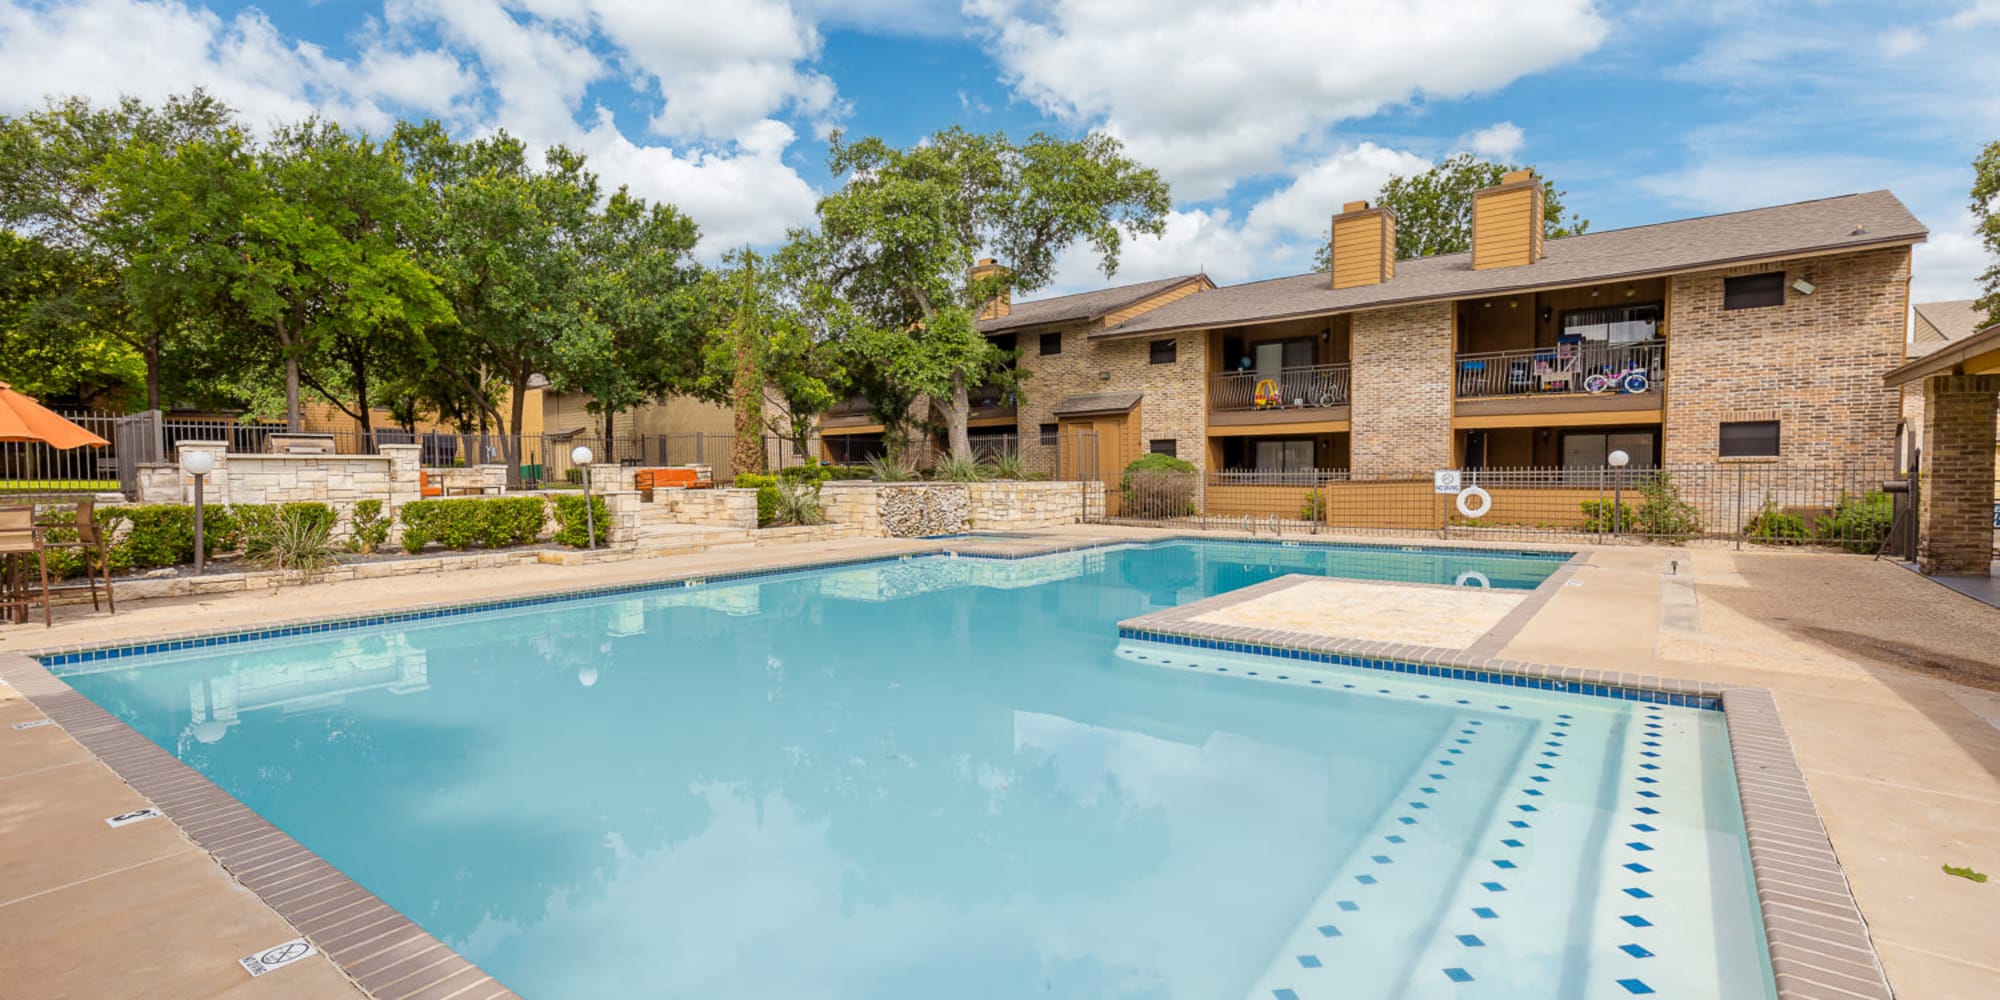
55, 541, 1772, 999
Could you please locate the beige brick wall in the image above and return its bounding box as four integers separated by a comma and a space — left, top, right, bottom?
1013, 326, 1208, 475
1663, 247, 1909, 467
1350, 301, 1455, 474
1918, 374, 2000, 573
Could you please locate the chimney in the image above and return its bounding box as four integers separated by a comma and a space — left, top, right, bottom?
970, 257, 1010, 319
1329, 200, 1396, 289
1470, 169, 1544, 270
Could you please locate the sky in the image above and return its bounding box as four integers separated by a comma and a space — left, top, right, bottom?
2, 0, 1996, 306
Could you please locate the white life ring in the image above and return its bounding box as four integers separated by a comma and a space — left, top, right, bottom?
1455, 570, 1491, 588
1455, 486, 1492, 519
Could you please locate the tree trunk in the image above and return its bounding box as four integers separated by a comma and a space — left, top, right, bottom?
143, 338, 162, 411
944, 372, 972, 462
285, 356, 301, 432
504, 374, 527, 488
351, 357, 372, 444
730, 323, 766, 479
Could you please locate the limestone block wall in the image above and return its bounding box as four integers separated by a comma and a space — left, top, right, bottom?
822, 480, 1098, 536
965, 480, 1094, 529
600, 491, 641, 544
650, 487, 758, 529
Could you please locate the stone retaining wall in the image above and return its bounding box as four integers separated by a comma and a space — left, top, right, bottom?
820, 480, 1102, 538
651, 487, 759, 529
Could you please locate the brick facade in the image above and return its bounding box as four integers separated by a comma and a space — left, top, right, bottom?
1350, 301, 1455, 473
1013, 326, 1208, 476
1663, 247, 1909, 467
1917, 375, 2000, 573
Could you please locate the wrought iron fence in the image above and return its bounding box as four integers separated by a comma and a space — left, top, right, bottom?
1210, 363, 1351, 411
1455, 340, 1666, 398
1100, 463, 1908, 550
0, 412, 127, 496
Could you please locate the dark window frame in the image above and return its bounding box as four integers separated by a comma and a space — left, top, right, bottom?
1723, 272, 1786, 311
1149, 338, 1177, 365
1148, 438, 1177, 457
1039, 422, 1059, 446
1039, 332, 1062, 355
1719, 419, 1781, 458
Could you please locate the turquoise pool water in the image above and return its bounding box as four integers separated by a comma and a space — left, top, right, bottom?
55, 541, 1772, 999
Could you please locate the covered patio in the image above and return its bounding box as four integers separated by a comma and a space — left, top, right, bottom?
1883, 317, 2000, 578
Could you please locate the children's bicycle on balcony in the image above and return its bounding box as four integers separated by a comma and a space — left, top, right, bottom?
1584, 365, 1651, 394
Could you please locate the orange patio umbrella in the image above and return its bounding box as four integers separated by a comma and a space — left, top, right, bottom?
0, 382, 110, 449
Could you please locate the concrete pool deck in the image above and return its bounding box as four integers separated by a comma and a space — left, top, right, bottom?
2, 527, 1997, 998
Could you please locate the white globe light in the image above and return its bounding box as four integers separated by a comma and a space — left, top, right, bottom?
193, 719, 228, 744
1607, 449, 1631, 468
181, 450, 216, 476
570, 445, 594, 466
578, 666, 599, 687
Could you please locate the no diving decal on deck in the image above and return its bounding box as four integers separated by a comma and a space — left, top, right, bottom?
12, 718, 52, 730
104, 807, 163, 829
240, 938, 315, 977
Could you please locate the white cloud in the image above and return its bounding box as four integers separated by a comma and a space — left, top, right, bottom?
1911, 212, 1991, 306
1462, 121, 1525, 160
0, 0, 836, 259
967, 0, 1606, 199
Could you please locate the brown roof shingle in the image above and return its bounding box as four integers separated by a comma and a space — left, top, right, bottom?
978, 274, 1205, 333
1910, 298, 1987, 356
1098, 190, 1926, 338
1051, 391, 1143, 416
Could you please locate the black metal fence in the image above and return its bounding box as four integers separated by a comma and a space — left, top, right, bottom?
1103, 464, 1911, 550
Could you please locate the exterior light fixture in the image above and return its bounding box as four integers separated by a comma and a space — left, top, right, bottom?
1098, 371, 1111, 382
1607, 449, 1631, 536
571, 445, 597, 550
1790, 279, 1816, 296
180, 449, 216, 574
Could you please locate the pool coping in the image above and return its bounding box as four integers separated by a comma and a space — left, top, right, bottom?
5, 536, 1890, 1000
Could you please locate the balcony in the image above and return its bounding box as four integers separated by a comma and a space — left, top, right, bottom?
1209, 364, 1351, 427
1454, 340, 1665, 422
822, 395, 876, 430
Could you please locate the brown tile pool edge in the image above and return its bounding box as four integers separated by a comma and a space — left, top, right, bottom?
0, 651, 520, 1000
1112, 612, 1893, 1000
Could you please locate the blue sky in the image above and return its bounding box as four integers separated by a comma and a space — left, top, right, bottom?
2, 0, 1995, 305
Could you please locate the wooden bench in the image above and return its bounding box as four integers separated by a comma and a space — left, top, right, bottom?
635, 466, 714, 499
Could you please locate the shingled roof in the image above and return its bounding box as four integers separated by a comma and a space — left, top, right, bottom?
1097, 190, 1926, 338
1911, 299, 1987, 357
977, 274, 1207, 333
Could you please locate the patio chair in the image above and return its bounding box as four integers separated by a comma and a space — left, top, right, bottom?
42, 497, 113, 614
0, 506, 52, 628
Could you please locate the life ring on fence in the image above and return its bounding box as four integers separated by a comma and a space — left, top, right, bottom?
1455, 486, 1492, 519
1455, 570, 1491, 588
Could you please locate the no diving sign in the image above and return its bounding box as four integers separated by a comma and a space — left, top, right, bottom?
240, 938, 315, 977
1433, 470, 1463, 494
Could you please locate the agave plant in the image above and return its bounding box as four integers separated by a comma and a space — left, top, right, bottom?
252, 511, 344, 584
985, 451, 1029, 481
771, 478, 828, 526
930, 454, 989, 482
864, 453, 920, 482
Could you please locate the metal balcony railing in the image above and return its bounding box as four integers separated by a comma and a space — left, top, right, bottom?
1456, 340, 1666, 399
1210, 363, 1352, 412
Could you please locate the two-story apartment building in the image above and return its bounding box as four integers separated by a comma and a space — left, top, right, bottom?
825, 178, 1922, 510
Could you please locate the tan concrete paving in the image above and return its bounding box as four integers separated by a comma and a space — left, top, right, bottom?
1191, 576, 1526, 649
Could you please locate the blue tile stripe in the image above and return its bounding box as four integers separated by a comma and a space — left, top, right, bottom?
1115, 627, 1723, 711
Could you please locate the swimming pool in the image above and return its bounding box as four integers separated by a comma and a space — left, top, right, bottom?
53, 540, 1772, 998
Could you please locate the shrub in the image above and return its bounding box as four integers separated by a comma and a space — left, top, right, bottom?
1816, 491, 1893, 554
733, 473, 782, 527
1631, 472, 1702, 539
399, 497, 547, 553
777, 465, 830, 483
550, 494, 609, 547
770, 478, 827, 526
1120, 453, 1198, 517
349, 499, 391, 553
864, 453, 919, 482
823, 464, 873, 481
1578, 498, 1633, 534
233, 503, 337, 561
930, 454, 988, 482
1744, 498, 1808, 543
987, 451, 1029, 481
1300, 488, 1325, 522
250, 512, 343, 583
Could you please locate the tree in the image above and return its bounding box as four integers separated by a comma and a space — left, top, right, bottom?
794, 127, 1169, 461
1312, 153, 1588, 268
549, 188, 704, 442
0, 91, 237, 409
1973, 138, 2000, 328
0, 231, 146, 407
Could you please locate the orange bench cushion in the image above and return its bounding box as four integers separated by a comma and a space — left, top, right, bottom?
636, 468, 711, 490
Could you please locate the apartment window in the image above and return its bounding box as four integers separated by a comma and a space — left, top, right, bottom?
1723, 272, 1785, 310
1561, 431, 1657, 469
1039, 332, 1063, 355
1149, 339, 1177, 364
1039, 423, 1059, 446
1149, 438, 1178, 457
1719, 419, 1781, 458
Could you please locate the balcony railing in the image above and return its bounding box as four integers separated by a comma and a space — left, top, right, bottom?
1456, 340, 1666, 399
1210, 363, 1351, 412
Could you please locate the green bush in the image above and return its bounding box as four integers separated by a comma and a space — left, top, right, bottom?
734, 473, 782, 527
232, 503, 336, 560
1300, 488, 1325, 521
1120, 453, 1198, 517
550, 494, 609, 548
770, 478, 827, 526
930, 454, 988, 482
823, 464, 873, 481
349, 499, 391, 553
1744, 498, 1808, 543
1631, 473, 1702, 539
399, 497, 547, 553
777, 465, 830, 483
864, 454, 919, 481
986, 452, 1029, 481
249, 513, 343, 583
1578, 498, 1633, 534
1815, 491, 1893, 554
